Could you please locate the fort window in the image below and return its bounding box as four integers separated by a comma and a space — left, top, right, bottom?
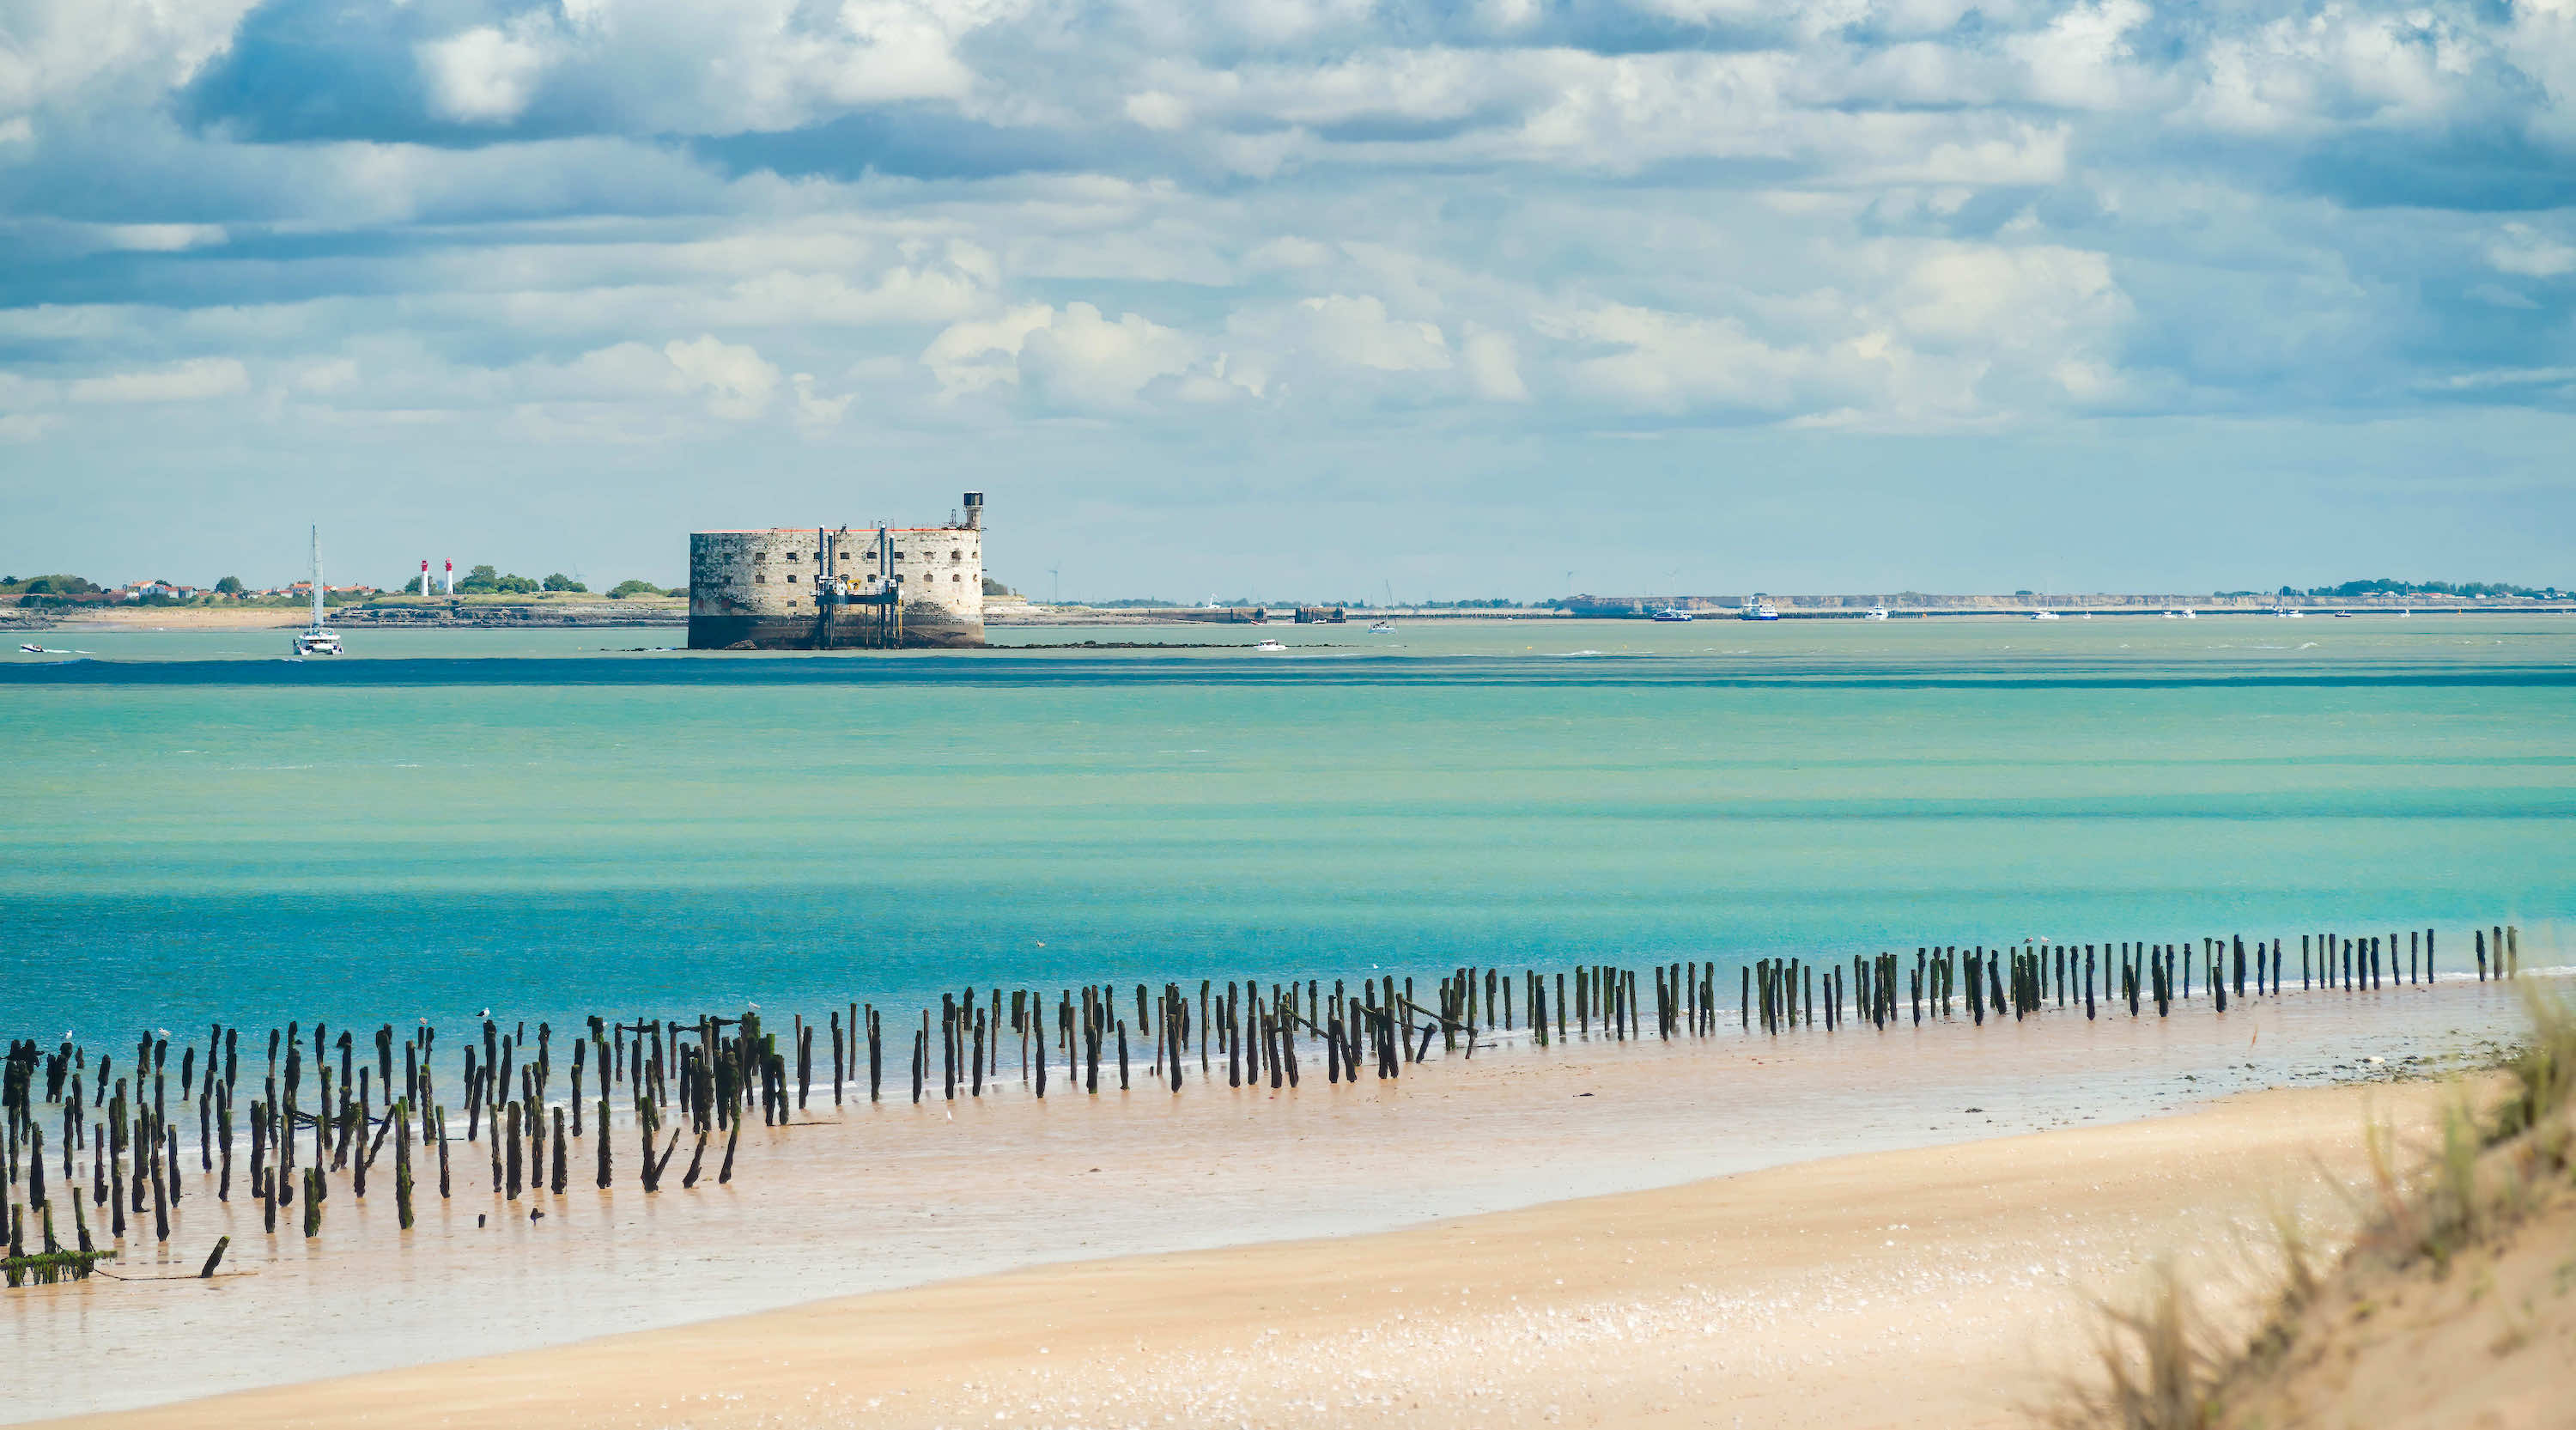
787, 551, 799, 560
755, 575, 766, 583
787, 574, 798, 583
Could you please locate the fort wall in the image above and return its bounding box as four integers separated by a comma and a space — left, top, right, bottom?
688, 497, 984, 649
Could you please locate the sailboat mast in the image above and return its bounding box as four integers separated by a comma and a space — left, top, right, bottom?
309, 524, 324, 629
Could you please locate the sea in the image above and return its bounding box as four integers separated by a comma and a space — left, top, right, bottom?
2, 614, 2569, 1049
6, 612, 2574, 1421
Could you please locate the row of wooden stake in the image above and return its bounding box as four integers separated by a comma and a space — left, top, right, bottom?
0, 922, 2529, 1286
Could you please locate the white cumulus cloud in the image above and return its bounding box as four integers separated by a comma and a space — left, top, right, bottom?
418, 24, 553, 125
662, 335, 781, 419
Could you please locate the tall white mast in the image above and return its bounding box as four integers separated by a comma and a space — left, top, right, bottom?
309, 524, 325, 630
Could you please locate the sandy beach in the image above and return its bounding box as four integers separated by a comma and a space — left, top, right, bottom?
7, 971, 2543, 1428
46, 1078, 2461, 1430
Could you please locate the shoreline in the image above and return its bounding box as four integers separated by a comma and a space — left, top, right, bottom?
3, 975, 2544, 1425
46, 1078, 2467, 1430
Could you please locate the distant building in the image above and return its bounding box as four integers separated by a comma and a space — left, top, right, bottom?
687, 492, 986, 649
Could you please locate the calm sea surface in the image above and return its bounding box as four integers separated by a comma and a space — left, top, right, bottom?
3, 615, 2569, 1045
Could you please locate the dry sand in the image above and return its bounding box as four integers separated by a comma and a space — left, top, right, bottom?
2216, 1098, 2576, 1429
50, 1080, 2459, 1430
33, 605, 309, 629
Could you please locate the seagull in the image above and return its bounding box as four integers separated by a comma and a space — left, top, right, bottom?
479, 1008, 491, 1019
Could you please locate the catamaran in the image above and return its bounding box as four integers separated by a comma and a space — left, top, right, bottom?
1652, 605, 1694, 622
291, 525, 342, 657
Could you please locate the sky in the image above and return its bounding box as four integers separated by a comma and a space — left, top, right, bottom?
1, 0, 2572, 599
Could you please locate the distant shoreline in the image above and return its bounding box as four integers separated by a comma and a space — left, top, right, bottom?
8, 593, 2568, 634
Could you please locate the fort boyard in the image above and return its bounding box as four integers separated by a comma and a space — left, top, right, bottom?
688, 491, 987, 649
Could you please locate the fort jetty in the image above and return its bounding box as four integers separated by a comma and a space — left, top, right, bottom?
687, 492, 987, 650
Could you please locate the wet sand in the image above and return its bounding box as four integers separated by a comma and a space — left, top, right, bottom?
6, 975, 2549, 1424
52, 1080, 2464, 1430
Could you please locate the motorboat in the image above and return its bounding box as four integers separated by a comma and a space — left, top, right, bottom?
19, 643, 43, 654
1652, 606, 1694, 623
2274, 606, 2304, 618
1863, 606, 1891, 621
1368, 621, 1394, 634
2029, 610, 2061, 621
290, 525, 343, 657
1255, 638, 1285, 651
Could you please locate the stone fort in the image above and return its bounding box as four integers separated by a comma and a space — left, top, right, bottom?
688, 492, 986, 649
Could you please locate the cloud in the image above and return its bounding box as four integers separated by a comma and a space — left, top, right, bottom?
1274, 295, 1452, 372
2488, 222, 2576, 277
1461, 325, 1528, 402
67, 357, 252, 403
661, 335, 781, 418
417, 25, 553, 126
1018, 303, 1198, 409
1, 0, 2570, 495
791, 372, 853, 427
922, 304, 1059, 397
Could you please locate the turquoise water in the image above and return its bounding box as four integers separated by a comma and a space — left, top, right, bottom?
3, 616, 2568, 1045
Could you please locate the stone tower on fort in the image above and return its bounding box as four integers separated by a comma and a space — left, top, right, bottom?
687, 492, 987, 649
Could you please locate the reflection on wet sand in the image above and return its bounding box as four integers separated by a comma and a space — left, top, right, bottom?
5, 965, 2552, 1424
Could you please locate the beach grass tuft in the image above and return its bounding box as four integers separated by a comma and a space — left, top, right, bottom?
2049, 983, 2576, 1428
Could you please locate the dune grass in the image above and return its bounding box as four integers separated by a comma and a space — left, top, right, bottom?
2048, 985, 2576, 1429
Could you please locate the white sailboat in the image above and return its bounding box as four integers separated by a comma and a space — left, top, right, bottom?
291, 525, 342, 657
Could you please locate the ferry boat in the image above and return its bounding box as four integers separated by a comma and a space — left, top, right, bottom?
1652, 606, 1694, 623
1740, 598, 1780, 621
290, 525, 343, 657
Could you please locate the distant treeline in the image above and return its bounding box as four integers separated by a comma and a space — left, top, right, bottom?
2278, 579, 2566, 599
394, 567, 679, 598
